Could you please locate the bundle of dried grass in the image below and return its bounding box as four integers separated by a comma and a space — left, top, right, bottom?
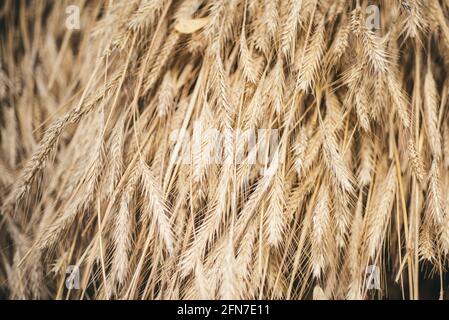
1, 0, 449, 300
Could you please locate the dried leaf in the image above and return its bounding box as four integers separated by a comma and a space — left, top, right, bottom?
175, 18, 210, 34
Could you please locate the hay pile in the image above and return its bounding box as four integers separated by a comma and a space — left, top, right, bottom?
1, 0, 449, 299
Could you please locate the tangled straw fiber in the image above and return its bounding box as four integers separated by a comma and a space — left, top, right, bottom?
1, 0, 449, 300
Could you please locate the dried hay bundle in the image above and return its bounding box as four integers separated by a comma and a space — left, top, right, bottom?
1, 0, 449, 300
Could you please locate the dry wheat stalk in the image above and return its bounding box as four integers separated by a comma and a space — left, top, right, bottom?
1, 0, 449, 300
